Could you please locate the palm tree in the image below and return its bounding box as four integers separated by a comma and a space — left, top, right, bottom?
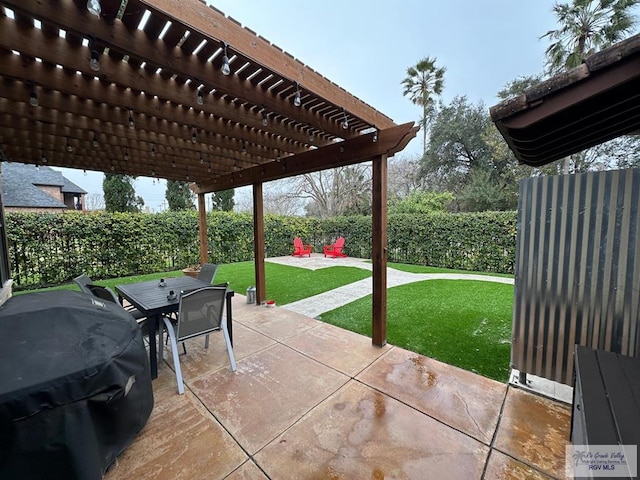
401, 57, 446, 156
542, 0, 639, 74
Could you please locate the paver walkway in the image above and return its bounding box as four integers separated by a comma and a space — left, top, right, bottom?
266, 254, 514, 318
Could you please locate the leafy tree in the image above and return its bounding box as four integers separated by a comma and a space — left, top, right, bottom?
210, 189, 235, 211
388, 190, 454, 214
421, 95, 542, 211
401, 57, 446, 155
457, 170, 517, 212
497, 75, 544, 100
608, 136, 640, 169
165, 180, 195, 211
541, 0, 639, 74
103, 174, 144, 212
422, 96, 491, 192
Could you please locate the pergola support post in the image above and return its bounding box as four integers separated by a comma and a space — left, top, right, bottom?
252, 183, 266, 305
372, 154, 388, 346
197, 192, 208, 265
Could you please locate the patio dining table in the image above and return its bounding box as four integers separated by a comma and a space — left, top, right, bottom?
116, 277, 234, 379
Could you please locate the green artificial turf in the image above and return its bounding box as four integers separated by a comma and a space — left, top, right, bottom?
321, 279, 514, 382
215, 261, 371, 305
388, 262, 514, 278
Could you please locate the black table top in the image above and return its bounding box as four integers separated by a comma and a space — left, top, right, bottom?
116, 277, 212, 316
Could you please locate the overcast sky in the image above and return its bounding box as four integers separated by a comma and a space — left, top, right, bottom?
56, 0, 563, 211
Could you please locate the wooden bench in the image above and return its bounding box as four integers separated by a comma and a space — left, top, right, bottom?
572, 346, 640, 478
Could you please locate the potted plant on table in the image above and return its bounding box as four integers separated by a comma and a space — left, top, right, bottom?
182, 263, 201, 278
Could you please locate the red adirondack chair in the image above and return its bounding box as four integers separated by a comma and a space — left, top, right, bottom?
292, 237, 312, 257
323, 237, 347, 258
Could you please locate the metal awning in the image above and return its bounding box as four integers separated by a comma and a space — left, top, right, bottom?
490, 33, 640, 167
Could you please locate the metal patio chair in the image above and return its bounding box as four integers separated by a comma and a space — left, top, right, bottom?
197, 263, 219, 284
161, 286, 236, 394
73, 273, 93, 295
84, 282, 147, 324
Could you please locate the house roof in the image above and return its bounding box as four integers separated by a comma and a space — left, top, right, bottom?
61, 176, 87, 195
0, 0, 417, 193
1, 162, 85, 208
490, 33, 640, 167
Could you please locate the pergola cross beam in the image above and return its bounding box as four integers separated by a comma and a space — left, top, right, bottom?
195, 122, 418, 193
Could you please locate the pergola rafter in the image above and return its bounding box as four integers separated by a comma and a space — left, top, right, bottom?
0, 0, 401, 185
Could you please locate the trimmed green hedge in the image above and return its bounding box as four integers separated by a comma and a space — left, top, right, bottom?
6, 210, 517, 290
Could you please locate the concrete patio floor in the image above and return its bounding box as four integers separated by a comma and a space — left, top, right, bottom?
104, 293, 572, 480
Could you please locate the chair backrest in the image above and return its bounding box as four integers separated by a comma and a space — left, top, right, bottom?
197, 263, 219, 284
73, 274, 93, 294
334, 237, 345, 249
86, 284, 119, 303
176, 286, 227, 342
293, 237, 303, 249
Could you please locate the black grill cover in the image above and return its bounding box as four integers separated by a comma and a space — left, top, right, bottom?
0, 290, 153, 479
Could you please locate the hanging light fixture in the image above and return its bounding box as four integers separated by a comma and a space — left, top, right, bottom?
372, 128, 378, 143
83, 169, 87, 176
89, 49, 101, 72
124, 148, 129, 161
262, 110, 268, 127
242, 141, 247, 154
191, 127, 197, 144
196, 89, 204, 105
199, 154, 204, 164
293, 82, 301, 107
128, 109, 134, 128
150, 143, 156, 157
92, 131, 98, 147
341, 108, 349, 130
66, 137, 73, 152
172, 158, 176, 168
220, 41, 231, 76
207, 161, 212, 173
29, 88, 38, 107
86, 0, 101, 17
41, 149, 47, 164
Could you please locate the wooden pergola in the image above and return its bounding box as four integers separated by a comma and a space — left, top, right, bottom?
0, 0, 417, 346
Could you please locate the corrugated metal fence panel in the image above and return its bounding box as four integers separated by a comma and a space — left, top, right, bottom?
512, 169, 640, 385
